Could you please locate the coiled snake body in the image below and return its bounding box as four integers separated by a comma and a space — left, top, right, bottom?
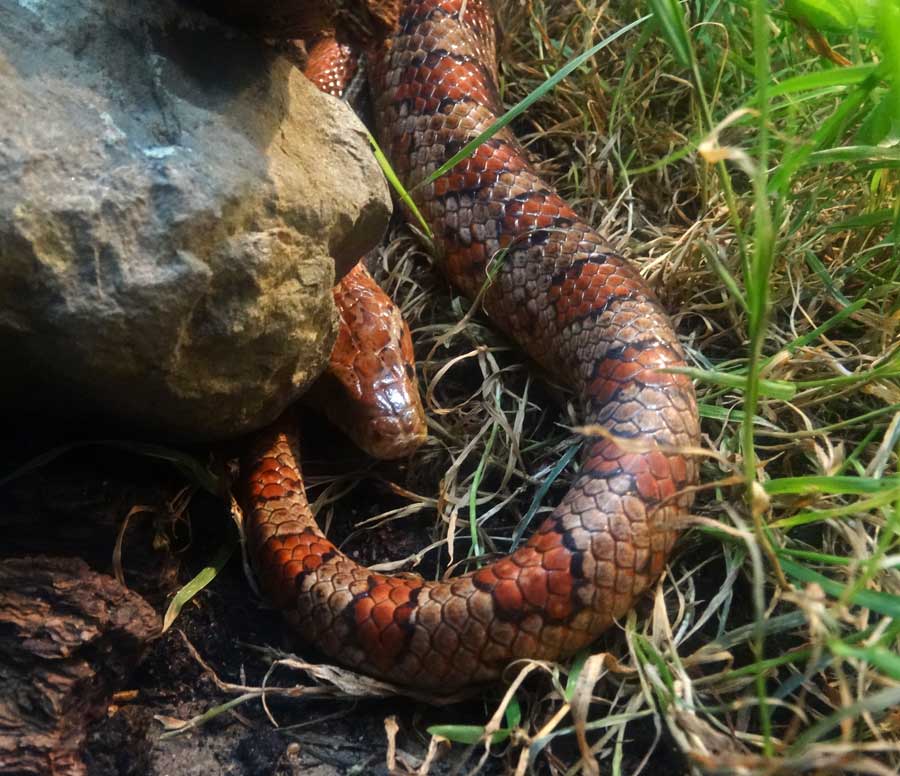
240, 0, 700, 692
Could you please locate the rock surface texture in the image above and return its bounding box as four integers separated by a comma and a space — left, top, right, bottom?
0, 0, 391, 441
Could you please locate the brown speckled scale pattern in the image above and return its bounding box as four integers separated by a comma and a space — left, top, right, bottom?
241, 0, 700, 691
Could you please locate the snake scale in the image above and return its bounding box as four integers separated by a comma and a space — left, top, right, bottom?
238, 0, 700, 692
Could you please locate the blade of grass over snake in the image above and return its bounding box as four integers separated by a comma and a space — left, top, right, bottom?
510, 442, 581, 548
368, 132, 433, 238
420, 14, 651, 188
666, 366, 796, 399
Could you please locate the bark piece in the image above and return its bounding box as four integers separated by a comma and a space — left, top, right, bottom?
0, 556, 160, 776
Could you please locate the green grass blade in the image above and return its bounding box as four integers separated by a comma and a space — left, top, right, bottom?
875, 0, 900, 126
511, 442, 580, 547
777, 297, 865, 356
830, 641, 900, 682
802, 250, 852, 305
703, 243, 748, 311
824, 208, 894, 230
806, 144, 900, 165
811, 402, 900, 434
769, 83, 872, 193
504, 694, 522, 730
771, 489, 900, 529
788, 686, 900, 751
791, 356, 900, 390
666, 366, 797, 399
106, 441, 224, 496
368, 132, 433, 238
764, 475, 900, 495
158, 692, 258, 739
768, 63, 879, 97
0, 442, 85, 487
162, 538, 237, 632
469, 418, 500, 559
528, 710, 655, 760
648, 0, 693, 68
779, 557, 900, 619
784, 0, 860, 31
426, 724, 511, 745
564, 649, 589, 702
698, 403, 780, 428
779, 547, 855, 565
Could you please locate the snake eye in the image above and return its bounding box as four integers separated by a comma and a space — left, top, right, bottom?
405, 363, 415, 380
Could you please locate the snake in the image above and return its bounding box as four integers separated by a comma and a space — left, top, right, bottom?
238, 0, 700, 692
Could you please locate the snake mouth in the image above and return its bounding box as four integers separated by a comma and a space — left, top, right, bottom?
351, 402, 428, 460
304, 347, 428, 460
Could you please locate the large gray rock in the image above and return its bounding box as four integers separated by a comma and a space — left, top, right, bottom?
0, 0, 391, 441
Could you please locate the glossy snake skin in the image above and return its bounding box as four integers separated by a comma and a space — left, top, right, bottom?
240, 0, 700, 691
